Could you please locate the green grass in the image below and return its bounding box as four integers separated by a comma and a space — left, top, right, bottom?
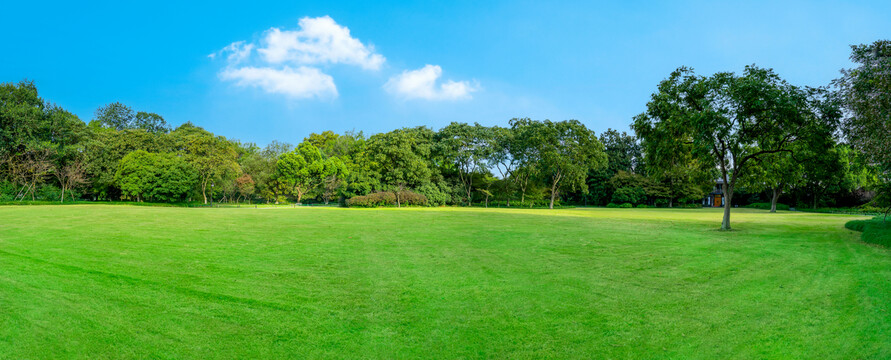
0, 206, 889, 359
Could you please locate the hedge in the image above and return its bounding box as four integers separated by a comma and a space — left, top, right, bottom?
345, 191, 428, 207
745, 202, 791, 211
845, 217, 891, 247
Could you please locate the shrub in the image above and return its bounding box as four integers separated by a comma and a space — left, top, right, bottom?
35, 184, 62, 201
845, 220, 869, 232
398, 191, 428, 206
606, 203, 619, 208
636, 204, 653, 208
416, 183, 450, 206
611, 187, 646, 205
345, 191, 427, 207
682, 203, 702, 208
618, 203, 633, 208
745, 202, 790, 211
846, 217, 891, 247
0, 181, 17, 201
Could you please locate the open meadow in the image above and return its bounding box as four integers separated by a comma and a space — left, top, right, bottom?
0, 205, 889, 359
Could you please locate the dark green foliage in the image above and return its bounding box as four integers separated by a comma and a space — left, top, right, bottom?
845, 217, 891, 247
618, 203, 633, 208
93, 102, 170, 133
611, 187, 646, 205
115, 150, 197, 202
634, 65, 840, 229
345, 191, 428, 207
745, 202, 791, 211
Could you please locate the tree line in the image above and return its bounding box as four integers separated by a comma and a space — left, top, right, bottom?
1, 40, 889, 228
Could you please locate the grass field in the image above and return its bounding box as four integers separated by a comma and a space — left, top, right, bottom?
1, 205, 889, 359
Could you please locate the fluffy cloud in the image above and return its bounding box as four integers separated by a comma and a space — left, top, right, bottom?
219, 66, 337, 99
258, 16, 385, 70
384, 65, 478, 100
213, 16, 382, 99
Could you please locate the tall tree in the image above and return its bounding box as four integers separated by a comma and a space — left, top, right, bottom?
182, 134, 240, 204
93, 102, 170, 133
367, 127, 434, 207
633, 66, 839, 229
513, 119, 606, 209
273, 142, 324, 204
836, 40, 891, 219
436, 122, 493, 206
488, 125, 525, 206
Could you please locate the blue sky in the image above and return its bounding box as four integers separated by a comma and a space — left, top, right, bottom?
2, 0, 890, 145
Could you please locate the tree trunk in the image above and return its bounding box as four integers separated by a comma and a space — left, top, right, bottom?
202, 179, 208, 204
770, 188, 781, 213
60, 184, 66, 203
721, 184, 733, 231
549, 183, 558, 209
669, 198, 673, 208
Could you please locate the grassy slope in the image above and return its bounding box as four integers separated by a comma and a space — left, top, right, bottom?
0, 206, 888, 359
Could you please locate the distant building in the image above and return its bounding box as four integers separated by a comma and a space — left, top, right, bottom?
703, 179, 725, 207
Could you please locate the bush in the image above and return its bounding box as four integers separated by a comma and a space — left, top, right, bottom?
0, 181, 17, 201
618, 203, 633, 208
398, 191, 428, 206
416, 183, 451, 206
745, 202, 790, 211
345, 191, 428, 207
636, 204, 653, 208
846, 217, 891, 247
682, 203, 702, 208
611, 187, 646, 205
845, 220, 869, 232
606, 203, 619, 208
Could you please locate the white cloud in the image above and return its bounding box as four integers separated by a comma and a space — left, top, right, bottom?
212, 41, 254, 64
384, 65, 478, 100
219, 66, 337, 99
212, 16, 387, 101
258, 16, 385, 70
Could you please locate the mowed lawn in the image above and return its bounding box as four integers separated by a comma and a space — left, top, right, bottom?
0, 206, 889, 359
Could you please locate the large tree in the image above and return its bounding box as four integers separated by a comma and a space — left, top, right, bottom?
93, 102, 170, 133
633, 66, 839, 229
436, 122, 493, 206
367, 127, 434, 207
115, 150, 197, 202
273, 142, 324, 204
836, 40, 891, 219
513, 118, 606, 209
181, 133, 240, 204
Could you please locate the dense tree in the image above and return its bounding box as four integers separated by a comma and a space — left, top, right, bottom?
513, 118, 606, 209
367, 127, 435, 207
836, 40, 891, 221
633, 66, 839, 229
436, 122, 493, 206
180, 133, 240, 204
317, 157, 349, 204
273, 142, 324, 204
740, 151, 801, 212
115, 150, 196, 202
93, 102, 170, 133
